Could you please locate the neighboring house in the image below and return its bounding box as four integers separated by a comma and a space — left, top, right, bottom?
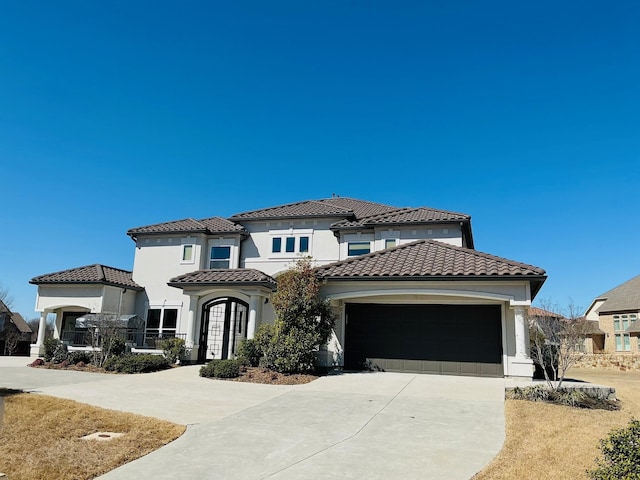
30, 197, 546, 378
527, 306, 605, 354
585, 274, 640, 354
0, 300, 33, 356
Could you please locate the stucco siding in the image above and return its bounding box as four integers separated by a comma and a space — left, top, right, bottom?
239, 219, 340, 275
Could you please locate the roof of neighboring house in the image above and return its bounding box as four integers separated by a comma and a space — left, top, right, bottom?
30, 264, 144, 291
580, 320, 606, 336
9, 312, 32, 334
127, 217, 246, 237
0, 300, 33, 334
168, 269, 277, 290
0, 299, 10, 316
315, 239, 546, 295
593, 274, 640, 314
228, 197, 398, 221
528, 307, 565, 319
627, 319, 640, 335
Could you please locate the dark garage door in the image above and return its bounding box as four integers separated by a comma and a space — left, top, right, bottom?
345, 304, 503, 377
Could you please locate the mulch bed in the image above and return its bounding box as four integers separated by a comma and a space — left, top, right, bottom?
232, 367, 319, 385
28, 360, 318, 385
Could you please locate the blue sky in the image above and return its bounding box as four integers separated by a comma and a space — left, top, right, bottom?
1, 1, 639, 319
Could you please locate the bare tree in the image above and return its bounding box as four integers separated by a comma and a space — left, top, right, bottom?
0, 283, 14, 309
27, 317, 54, 342
85, 313, 126, 367
528, 300, 588, 390
3, 327, 22, 355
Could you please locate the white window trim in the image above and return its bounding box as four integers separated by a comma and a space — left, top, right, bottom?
344, 232, 374, 258
146, 306, 182, 335
180, 237, 197, 265
208, 237, 239, 269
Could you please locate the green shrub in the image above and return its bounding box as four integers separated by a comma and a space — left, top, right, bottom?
260, 326, 319, 374
68, 351, 93, 365
103, 354, 170, 374
43, 338, 66, 363
199, 360, 218, 378
199, 359, 240, 379
588, 418, 640, 479
236, 338, 261, 367
162, 337, 186, 364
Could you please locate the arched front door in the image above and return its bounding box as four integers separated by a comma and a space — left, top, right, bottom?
198, 297, 249, 362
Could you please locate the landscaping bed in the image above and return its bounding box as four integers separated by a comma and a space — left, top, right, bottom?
473, 368, 640, 480
232, 366, 318, 385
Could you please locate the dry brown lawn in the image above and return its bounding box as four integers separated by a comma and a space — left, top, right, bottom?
474, 368, 640, 480
0, 390, 185, 480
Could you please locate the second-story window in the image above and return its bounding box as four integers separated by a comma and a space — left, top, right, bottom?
348, 241, 371, 256
300, 236, 309, 253
270, 233, 312, 256
210, 246, 231, 269
385, 239, 397, 249
182, 244, 194, 262
285, 237, 295, 253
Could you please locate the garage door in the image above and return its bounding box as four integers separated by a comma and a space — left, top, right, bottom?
344, 304, 503, 377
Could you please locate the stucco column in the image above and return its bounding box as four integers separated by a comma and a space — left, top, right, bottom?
247, 295, 260, 340
513, 306, 528, 358
36, 311, 48, 346
185, 296, 198, 349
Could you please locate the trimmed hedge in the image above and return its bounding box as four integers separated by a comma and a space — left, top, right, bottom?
199, 359, 240, 379
103, 354, 171, 374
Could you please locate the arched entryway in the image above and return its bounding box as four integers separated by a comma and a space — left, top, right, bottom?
198, 297, 249, 362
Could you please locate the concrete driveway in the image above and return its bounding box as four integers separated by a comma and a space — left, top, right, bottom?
0, 357, 505, 479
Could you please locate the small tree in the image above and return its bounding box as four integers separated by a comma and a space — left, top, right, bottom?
528, 301, 588, 390
3, 326, 22, 355
86, 314, 126, 367
261, 258, 336, 373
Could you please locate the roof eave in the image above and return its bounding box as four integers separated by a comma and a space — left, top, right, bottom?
168, 281, 276, 291
29, 280, 144, 292
320, 274, 547, 283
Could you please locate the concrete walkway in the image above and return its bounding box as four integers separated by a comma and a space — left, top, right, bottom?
0, 357, 506, 479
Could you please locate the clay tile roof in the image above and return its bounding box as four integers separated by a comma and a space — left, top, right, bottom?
229, 197, 397, 221
315, 198, 398, 219
30, 264, 143, 291
528, 307, 565, 319
168, 269, 277, 290
127, 217, 245, 236
594, 274, 640, 314
331, 206, 470, 229
315, 240, 546, 281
